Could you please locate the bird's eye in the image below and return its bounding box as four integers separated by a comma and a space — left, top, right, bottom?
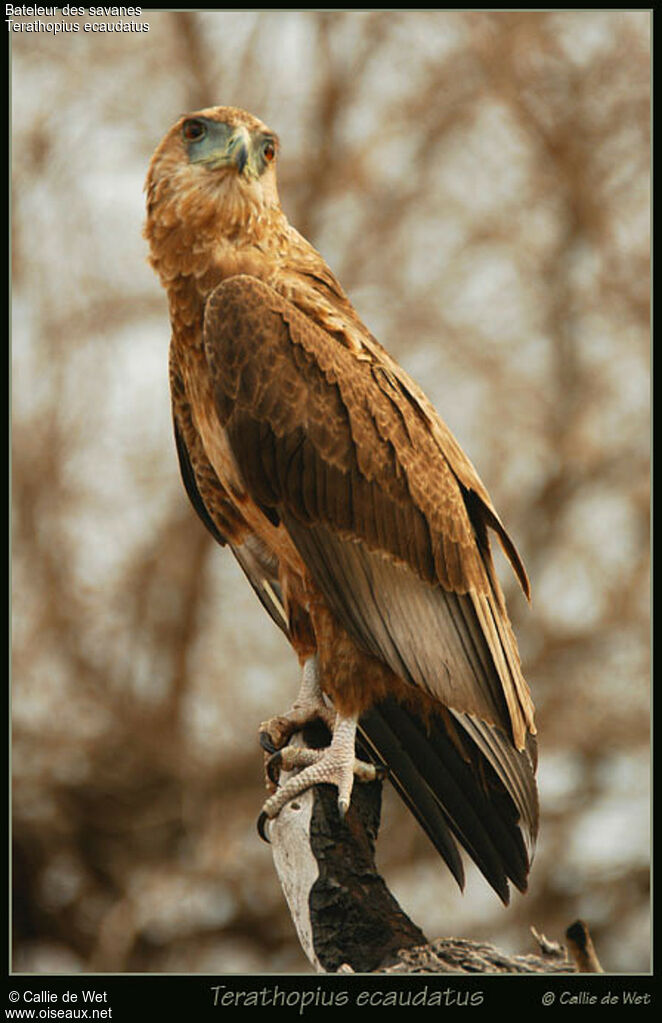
262, 139, 276, 162
182, 119, 207, 142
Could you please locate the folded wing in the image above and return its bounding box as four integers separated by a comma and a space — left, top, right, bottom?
203, 274, 538, 899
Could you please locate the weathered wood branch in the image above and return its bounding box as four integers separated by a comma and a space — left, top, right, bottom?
261, 729, 587, 975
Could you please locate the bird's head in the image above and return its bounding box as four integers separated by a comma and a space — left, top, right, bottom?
178, 109, 278, 182
145, 106, 282, 258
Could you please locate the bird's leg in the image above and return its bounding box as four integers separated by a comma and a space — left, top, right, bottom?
258, 709, 383, 840
257, 654, 385, 837
258, 654, 335, 755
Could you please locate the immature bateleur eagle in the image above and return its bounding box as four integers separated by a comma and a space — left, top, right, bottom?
144, 106, 538, 903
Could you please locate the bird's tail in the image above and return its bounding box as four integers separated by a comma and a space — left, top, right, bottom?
358, 697, 538, 904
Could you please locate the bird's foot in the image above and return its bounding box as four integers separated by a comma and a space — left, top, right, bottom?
258, 701, 335, 757
257, 712, 385, 841
258, 654, 334, 756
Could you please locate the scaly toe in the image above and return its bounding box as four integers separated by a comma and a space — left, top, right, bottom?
258, 749, 379, 826
265, 745, 324, 784
258, 715, 299, 754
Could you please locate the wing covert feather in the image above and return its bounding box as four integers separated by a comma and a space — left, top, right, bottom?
205, 276, 506, 589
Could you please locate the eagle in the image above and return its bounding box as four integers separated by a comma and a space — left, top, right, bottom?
144, 106, 538, 904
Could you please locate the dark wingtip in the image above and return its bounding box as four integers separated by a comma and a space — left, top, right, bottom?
360, 701, 533, 904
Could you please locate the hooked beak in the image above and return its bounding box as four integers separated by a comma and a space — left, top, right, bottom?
225, 126, 250, 176
186, 119, 259, 178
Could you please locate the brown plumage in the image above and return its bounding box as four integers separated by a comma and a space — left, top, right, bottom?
144, 106, 538, 903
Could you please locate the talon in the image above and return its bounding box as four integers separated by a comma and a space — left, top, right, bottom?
257, 711, 378, 827
257, 810, 271, 843
259, 730, 279, 755
266, 750, 283, 785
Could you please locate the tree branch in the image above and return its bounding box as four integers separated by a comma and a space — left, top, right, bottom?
262, 731, 582, 975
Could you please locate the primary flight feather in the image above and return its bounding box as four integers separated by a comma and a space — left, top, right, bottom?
145, 106, 538, 902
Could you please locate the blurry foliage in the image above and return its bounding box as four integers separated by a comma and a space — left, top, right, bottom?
11, 10, 650, 973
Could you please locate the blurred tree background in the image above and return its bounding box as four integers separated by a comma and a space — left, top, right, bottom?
11, 10, 650, 974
